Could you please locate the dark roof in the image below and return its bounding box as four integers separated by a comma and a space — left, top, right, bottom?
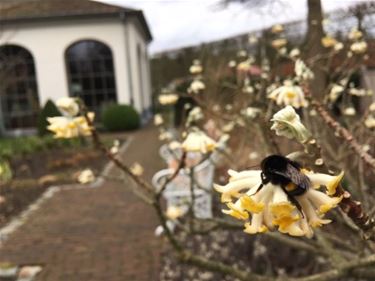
0, 0, 152, 41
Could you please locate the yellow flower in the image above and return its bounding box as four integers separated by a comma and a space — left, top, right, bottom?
334, 42, 344, 52
214, 170, 261, 203
47, 113, 94, 139
159, 130, 173, 141
268, 80, 308, 108
343, 107, 356, 116
228, 60, 237, 68
222, 200, 249, 220
78, 169, 95, 184
271, 38, 287, 49
242, 107, 261, 119
350, 41, 368, 54
168, 141, 182, 150
189, 59, 203, 74
56, 97, 79, 117
365, 115, 375, 129
328, 84, 344, 102
348, 28, 363, 41
110, 139, 120, 155
271, 24, 284, 34
305, 170, 344, 195
186, 107, 204, 126
182, 130, 217, 153
158, 94, 179, 105
166, 205, 185, 220
237, 57, 255, 72
270, 186, 295, 218
154, 114, 164, 126
240, 195, 264, 213
321, 36, 338, 48
295, 59, 314, 81
298, 196, 332, 227
237, 50, 247, 58
188, 79, 205, 94
215, 164, 344, 238
130, 162, 144, 176
289, 48, 300, 59
244, 216, 269, 234
248, 35, 258, 44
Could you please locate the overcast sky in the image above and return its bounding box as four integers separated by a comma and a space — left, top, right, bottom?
97, 0, 365, 54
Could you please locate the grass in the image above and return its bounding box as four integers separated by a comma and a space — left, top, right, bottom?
0, 135, 84, 160
0, 132, 123, 160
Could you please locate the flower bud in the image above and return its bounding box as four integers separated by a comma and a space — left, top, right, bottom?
271, 106, 311, 143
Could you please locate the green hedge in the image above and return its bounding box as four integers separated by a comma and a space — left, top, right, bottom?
37, 99, 61, 136
101, 104, 140, 131
0, 135, 82, 159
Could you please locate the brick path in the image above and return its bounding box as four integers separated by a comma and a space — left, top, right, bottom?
0, 125, 165, 281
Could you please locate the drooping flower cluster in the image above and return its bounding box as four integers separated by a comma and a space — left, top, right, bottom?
77, 169, 95, 184
186, 106, 204, 126
214, 167, 344, 238
189, 59, 203, 74
188, 59, 205, 94
321, 35, 339, 49
47, 97, 94, 138
182, 129, 217, 154
158, 92, 179, 105
270, 106, 311, 143
268, 80, 308, 108
348, 28, 367, 55
294, 59, 314, 82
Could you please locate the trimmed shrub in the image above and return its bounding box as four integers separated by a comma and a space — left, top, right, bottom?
37, 99, 62, 136
102, 104, 140, 131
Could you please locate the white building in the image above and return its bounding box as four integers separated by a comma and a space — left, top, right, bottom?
0, 0, 153, 135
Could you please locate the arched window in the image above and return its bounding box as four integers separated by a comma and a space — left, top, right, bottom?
65, 40, 117, 115
0, 45, 39, 130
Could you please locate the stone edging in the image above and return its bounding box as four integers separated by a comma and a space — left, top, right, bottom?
0, 136, 133, 247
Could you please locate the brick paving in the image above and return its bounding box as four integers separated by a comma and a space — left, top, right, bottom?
0, 125, 165, 281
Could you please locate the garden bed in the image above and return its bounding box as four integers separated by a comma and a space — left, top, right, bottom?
0, 134, 126, 228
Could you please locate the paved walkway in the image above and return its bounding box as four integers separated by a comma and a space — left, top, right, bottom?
0, 126, 165, 281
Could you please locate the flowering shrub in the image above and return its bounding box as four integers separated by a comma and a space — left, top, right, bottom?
46, 19, 375, 280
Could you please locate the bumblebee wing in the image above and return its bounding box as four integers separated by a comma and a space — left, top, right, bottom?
285, 163, 310, 192
272, 163, 310, 191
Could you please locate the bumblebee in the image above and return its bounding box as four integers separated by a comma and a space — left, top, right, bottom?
255, 155, 311, 215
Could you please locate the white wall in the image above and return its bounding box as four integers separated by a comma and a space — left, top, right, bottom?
126, 18, 152, 114
0, 18, 134, 108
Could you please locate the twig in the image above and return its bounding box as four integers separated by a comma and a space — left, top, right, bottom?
81, 108, 155, 195
156, 151, 186, 199
288, 254, 375, 281
304, 88, 375, 171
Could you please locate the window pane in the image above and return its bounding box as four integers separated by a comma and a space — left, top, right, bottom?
66, 40, 117, 116
0, 45, 39, 129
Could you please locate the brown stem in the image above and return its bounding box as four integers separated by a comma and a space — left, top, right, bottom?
156, 151, 186, 200
81, 108, 155, 195
303, 138, 375, 241
304, 88, 375, 170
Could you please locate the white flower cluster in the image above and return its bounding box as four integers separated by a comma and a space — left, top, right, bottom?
268, 80, 308, 109
47, 97, 94, 139
214, 167, 344, 238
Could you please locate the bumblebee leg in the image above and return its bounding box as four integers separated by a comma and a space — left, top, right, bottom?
288, 185, 308, 196
281, 185, 305, 218
287, 195, 304, 218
